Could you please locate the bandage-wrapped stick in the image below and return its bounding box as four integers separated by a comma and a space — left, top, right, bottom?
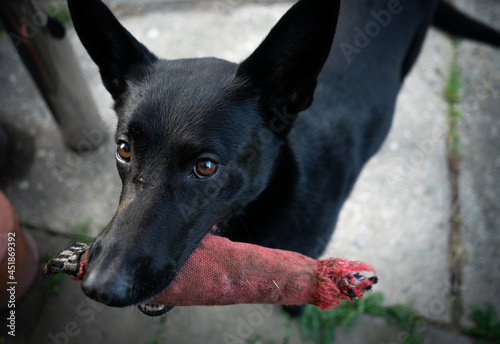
44, 234, 377, 310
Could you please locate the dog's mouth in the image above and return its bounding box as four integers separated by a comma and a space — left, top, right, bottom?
136, 221, 223, 316
209, 222, 222, 236
137, 303, 172, 316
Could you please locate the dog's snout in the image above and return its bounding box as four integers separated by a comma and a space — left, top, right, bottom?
81, 269, 133, 307
80, 234, 179, 307
80, 239, 136, 307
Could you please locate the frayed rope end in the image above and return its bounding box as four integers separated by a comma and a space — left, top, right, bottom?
314, 258, 378, 311
72, 252, 87, 281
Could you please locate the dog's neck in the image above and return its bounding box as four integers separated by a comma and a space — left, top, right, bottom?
225, 141, 299, 244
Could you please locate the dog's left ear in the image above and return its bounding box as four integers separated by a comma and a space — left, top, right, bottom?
236, 0, 340, 133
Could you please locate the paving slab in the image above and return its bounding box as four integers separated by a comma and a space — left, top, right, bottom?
423, 326, 473, 344
454, 0, 500, 327
336, 316, 474, 344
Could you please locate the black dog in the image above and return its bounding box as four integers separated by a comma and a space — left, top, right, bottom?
68, 0, 500, 316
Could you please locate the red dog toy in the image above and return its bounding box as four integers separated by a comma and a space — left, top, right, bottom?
45, 234, 377, 311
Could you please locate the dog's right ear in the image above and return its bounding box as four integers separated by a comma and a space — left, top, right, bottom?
68, 0, 156, 100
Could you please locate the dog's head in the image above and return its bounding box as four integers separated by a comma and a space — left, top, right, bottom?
70, 0, 340, 315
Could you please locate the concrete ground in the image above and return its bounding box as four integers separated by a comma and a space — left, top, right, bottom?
0, 0, 499, 343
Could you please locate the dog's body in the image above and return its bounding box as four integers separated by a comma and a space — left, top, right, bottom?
68, 0, 500, 316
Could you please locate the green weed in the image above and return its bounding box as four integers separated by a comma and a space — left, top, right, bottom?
445, 59, 461, 105
462, 304, 500, 344
48, 6, 73, 27
444, 38, 463, 156
294, 293, 425, 344
246, 335, 277, 344
42, 255, 62, 299
70, 218, 93, 245
146, 324, 167, 344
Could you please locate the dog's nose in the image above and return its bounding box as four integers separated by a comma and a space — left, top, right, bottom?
81, 269, 134, 307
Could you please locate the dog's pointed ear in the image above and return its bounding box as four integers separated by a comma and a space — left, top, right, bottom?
236, 0, 340, 133
68, 0, 157, 100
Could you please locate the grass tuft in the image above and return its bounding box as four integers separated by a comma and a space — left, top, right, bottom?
42, 255, 63, 299
147, 324, 167, 344
292, 293, 425, 344
70, 218, 93, 245
444, 38, 463, 156
462, 304, 500, 344
48, 6, 73, 27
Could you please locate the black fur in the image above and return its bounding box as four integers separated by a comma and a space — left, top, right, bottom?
432, 1, 500, 47
67, 0, 500, 314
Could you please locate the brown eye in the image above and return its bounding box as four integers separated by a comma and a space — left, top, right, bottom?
194, 159, 218, 178
116, 142, 131, 162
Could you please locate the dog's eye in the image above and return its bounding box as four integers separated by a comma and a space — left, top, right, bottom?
116, 142, 131, 162
193, 159, 218, 178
